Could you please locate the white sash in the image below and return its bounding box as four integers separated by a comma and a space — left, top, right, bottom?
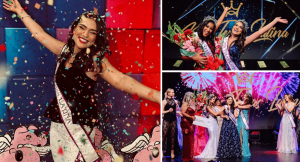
199, 39, 214, 59
222, 37, 239, 70
193, 115, 211, 128
54, 45, 100, 162
224, 105, 237, 126
284, 104, 296, 128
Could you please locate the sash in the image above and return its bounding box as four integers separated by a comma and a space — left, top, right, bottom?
193, 115, 211, 128
222, 37, 239, 70
54, 45, 100, 162
224, 105, 237, 126
284, 104, 296, 128
199, 39, 214, 59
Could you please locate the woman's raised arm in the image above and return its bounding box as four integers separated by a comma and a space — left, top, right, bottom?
3, 0, 65, 55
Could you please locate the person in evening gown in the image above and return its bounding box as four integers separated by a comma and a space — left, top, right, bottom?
235, 93, 252, 157
215, 99, 223, 141
276, 94, 298, 153
217, 95, 242, 158
194, 96, 209, 156
181, 92, 196, 161
296, 107, 300, 146
195, 95, 224, 159
220, 17, 288, 70
162, 88, 181, 158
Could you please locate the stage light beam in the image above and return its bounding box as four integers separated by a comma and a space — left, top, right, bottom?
178, 0, 208, 20
260, 18, 297, 59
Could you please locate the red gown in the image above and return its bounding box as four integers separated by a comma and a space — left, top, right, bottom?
181, 107, 196, 161
194, 110, 209, 156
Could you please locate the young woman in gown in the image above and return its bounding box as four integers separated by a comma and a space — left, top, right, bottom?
217, 95, 242, 158
215, 99, 223, 141
296, 107, 300, 145
194, 96, 209, 156
220, 18, 288, 70
276, 94, 298, 153
180, 92, 196, 161
235, 93, 252, 157
181, 7, 229, 70
195, 95, 224, 159
162, 89, 181, 158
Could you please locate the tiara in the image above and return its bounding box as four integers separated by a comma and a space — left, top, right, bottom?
203, 15, 217, 24
236, 19, 249, 30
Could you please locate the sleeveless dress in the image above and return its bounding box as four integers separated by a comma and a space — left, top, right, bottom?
181, 107, 196, 161
217, 108, 242, 158
221, 36, 243, 70
237, 109, 251, 156
44, 46, 99, 127
195, 107, 220, 159
277, 104, 298, 153
162, 98, 182, 156
194, 109, 209, 156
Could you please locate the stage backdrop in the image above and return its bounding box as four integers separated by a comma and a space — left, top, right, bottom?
163, 0, 300, 61
0, 0, 160, 161
163, 72, 300, 130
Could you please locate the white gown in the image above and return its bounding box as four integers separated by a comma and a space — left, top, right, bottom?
195, 106, 220, 159
277, 104, 298, 153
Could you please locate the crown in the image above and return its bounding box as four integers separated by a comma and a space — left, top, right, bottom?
203, 15, 217, 24
221, 0, 243, 17
236, 19, 249, 30
235, 72, 254, 85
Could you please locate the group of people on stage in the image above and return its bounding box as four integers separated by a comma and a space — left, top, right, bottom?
162, 88, 299, 161
180, 7, 288, 70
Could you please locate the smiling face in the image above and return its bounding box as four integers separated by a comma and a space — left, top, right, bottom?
216, 100, 221, 106
243, 94, 249, 103
227, 97, 233, 105
203, 22, 215, 37
168, 90, 175, 98
73, 15, 97, 53
209, 97, 216, 105
232, 21, 244, 36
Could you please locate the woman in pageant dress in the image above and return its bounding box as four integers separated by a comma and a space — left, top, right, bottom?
196, 95, 224, 159
216, 99, 223, 141
217, 95, 242, 158
296, 107, 300, 145
181, 92, 196, 161
235, 93, 252, 157
276, 94, 298, 153
219, 17, 288, 70
162, 88, 181, 158
4, 1, 161, 161
194, 101, 209, 156
181, 7, 229, 70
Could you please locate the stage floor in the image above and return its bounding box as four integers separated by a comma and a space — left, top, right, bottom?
162, 144, 300, 162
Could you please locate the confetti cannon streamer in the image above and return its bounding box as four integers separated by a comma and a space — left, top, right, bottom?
281, 0, 300, 20
276, 42, 300, 59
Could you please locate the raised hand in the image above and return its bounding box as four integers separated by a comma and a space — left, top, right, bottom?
275, 17, 288, 24
3, 0, 22, 13
224, 7, 230, 12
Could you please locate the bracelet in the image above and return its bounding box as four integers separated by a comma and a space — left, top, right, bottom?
22, 15, 31, 19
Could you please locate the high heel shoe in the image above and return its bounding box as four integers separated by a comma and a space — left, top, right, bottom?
171, 150, 175, 159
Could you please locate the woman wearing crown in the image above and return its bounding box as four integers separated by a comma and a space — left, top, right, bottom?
218, 17, 288, 70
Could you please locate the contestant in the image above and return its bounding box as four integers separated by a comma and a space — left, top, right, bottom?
215, 99, 223, 141
181, 7, 229, 70
181, 92, 196, 161
276, 94, 298, 153
3, 0, 160, 161
235, 93, 252, 156
162, 88, 180, 158
217, 95, 242, 158
196, 95, 224, 159
296, 107, 300, 145
194, 94, 209, 156
220, 18, 288, 70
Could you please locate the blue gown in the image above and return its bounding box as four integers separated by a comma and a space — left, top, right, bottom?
224, 45, 243, 70
217, 109, 242, 158
237, 109, 251, 156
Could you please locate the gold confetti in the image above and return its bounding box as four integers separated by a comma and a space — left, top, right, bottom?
47, 0, 53, 6
9, 102, 14, 109
126, 123, 130, 127
34, 3, 41, 9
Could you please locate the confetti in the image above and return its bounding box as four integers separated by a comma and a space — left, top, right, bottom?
35, 3, 41, 10
47, 0, 53, 6
0, 44, 7, 52
58, 146, 63, 155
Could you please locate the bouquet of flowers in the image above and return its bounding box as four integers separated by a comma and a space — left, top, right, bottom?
163, 21, 224, 70
195, 90, 207, 113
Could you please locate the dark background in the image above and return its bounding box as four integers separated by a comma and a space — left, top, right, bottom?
162, 0, 300, 70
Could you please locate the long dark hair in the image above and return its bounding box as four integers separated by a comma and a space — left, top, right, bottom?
197, 20, 216, 54
226, 96, 235, 111
58, 11, 111, 74
244, 92, 253, 105
228, 21, 247, 52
